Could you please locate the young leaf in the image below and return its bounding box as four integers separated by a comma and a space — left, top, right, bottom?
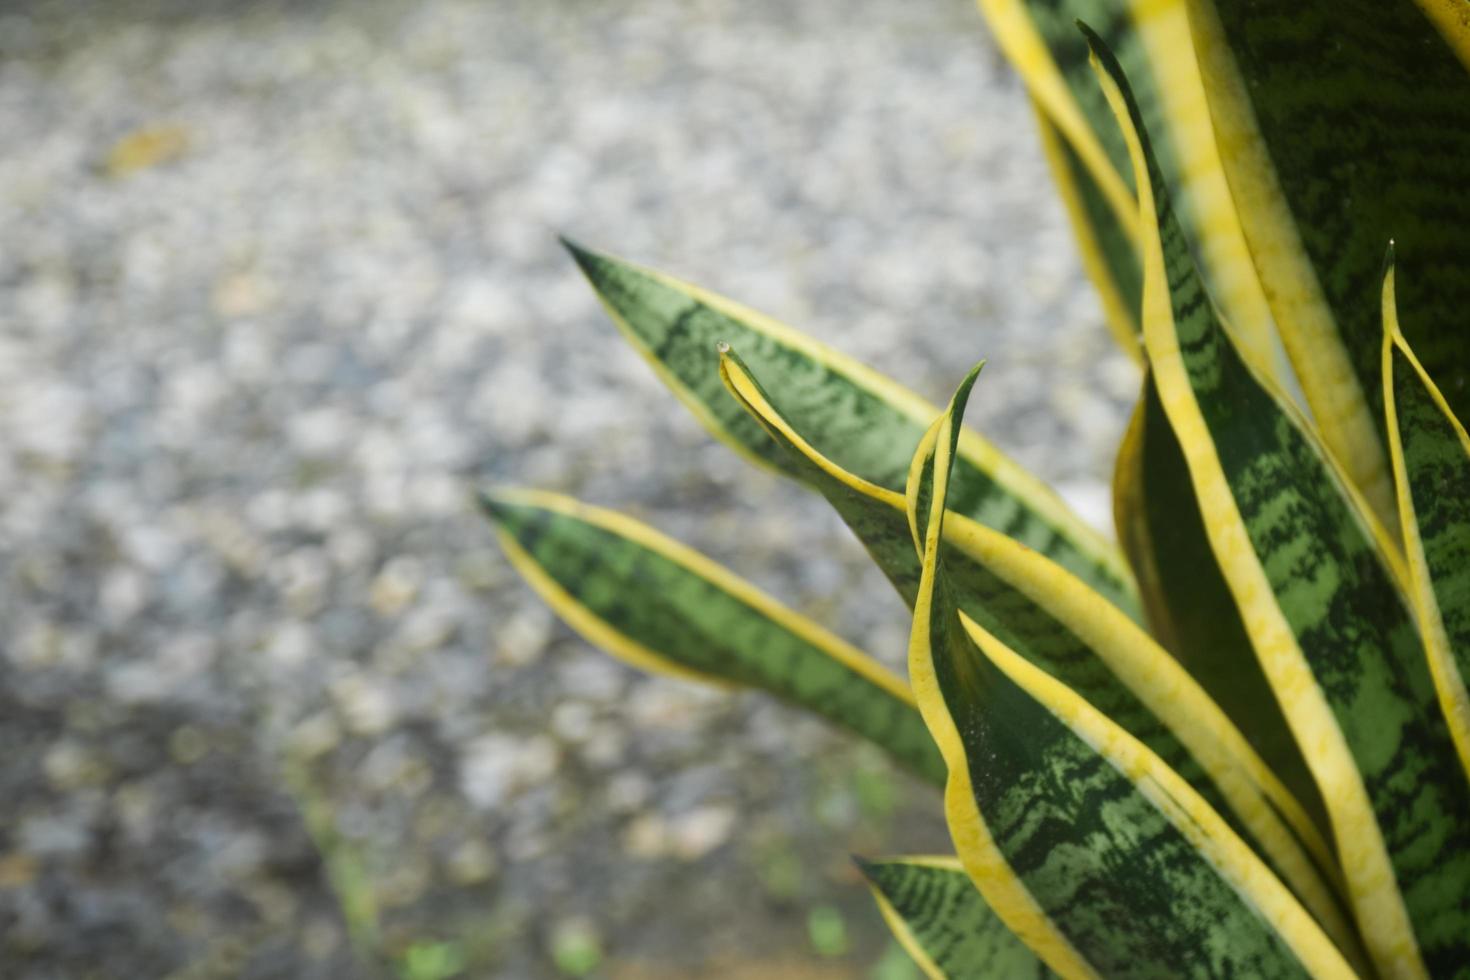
1112, 371, 1329, 837
562, 240, 1140, 620
720, 348, 1354, 955
1186, 0, 1470, 525
1382, 255, 1470, 783
905, 367, 1357, 978
480, 488, 944, 785
858, 856, 1054, 979
1088, 28, 1470, 977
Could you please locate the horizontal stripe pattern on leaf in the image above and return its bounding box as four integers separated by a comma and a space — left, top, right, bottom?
722, 347, 1349, 949
481, 488, 944, 785
978, 0, 1283, 379
564, 239, 1140, 620
1112, 372, 1329, 840
1087, 27, 1470, 978
859, 856, 1055, 979
905, 367, 1353, 979
1186, 0, 1470, 525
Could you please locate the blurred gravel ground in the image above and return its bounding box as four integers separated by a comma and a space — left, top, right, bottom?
0, 0, 1135, 976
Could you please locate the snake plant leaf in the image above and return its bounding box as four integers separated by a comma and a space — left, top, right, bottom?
1112, 371, 1329, 838
1088, 28, 1470, 977
1031, 100, 1142, 361
904, 371, 1357, 979
1382, 256, 1470, 783
1186, 0, 1470, 527
1413, 0, 1470, 68
561, 238, 1140, 621
479, 488, 944, 785
975, 0, 1285, 383
720, 348, 1355, 956
858, 856, 1054, 979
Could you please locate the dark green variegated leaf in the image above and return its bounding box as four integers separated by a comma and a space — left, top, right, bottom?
1382, 257, 1470, 783
903, 365, 1355, 978
719, 349, 1354, 955
479, 488, 944, 785
976, 0, 1285, 381
858, 856, 1054, 979
562, 239, 1140, 621
1032, 100, 1142, 359
1187, 0, 1470, 525
1113, 371, 1329, 838
1088, 29, 1470, 978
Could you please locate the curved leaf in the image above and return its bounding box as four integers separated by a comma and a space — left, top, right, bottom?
905, 369, 1356, 979
719, 348, 1353, 953
859, 856, 1054, 979
1112, 371, 1329, 838
975, 0, 1285, 381
563, 240, 1140, 620
1382, 256, 1470, 783
1088, 28, 1470, 977
480, 488, 944, 784
1032, 100, 1143, 360
1186, 0, 1470, 526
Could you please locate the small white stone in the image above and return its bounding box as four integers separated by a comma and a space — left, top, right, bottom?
331, 674, 398, 736
670, 805, 737, 860
100, 567, 148, 624
622, 813, 669, 859
459, 733, 559, 810
445, 838, 498, 886
43, 741, 105, 789
287, 712, 343, 760
266, 622, 314, 669
495, 606, 552, 667
370, 556, 423, 616
550, 701, 595, 744
288, 406, 352, 457
605, 771, 650, 813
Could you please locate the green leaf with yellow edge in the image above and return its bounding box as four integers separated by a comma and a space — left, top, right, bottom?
1382, 253, 1470, 784
719, 348, 1355, 957
858, 856, 1054, 979
1087, 26, 1470, 977
903, 364, 1357, 979
1031, 100, 1142, 361
1112, 371, 1329, 839
1186, 0, 1470, 527
974, 0, 1286, 383
479, 488, 944, 785
562, 239, 1140, 621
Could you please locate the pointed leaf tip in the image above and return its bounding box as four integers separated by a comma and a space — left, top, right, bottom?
1075, 19, 1106, 54
948, 360, 986, 423
477, 486, 525, 525
476, 494, 506, 524
558, 235, 604, 279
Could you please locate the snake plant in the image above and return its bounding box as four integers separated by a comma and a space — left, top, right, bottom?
482, 0, 1470, 975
